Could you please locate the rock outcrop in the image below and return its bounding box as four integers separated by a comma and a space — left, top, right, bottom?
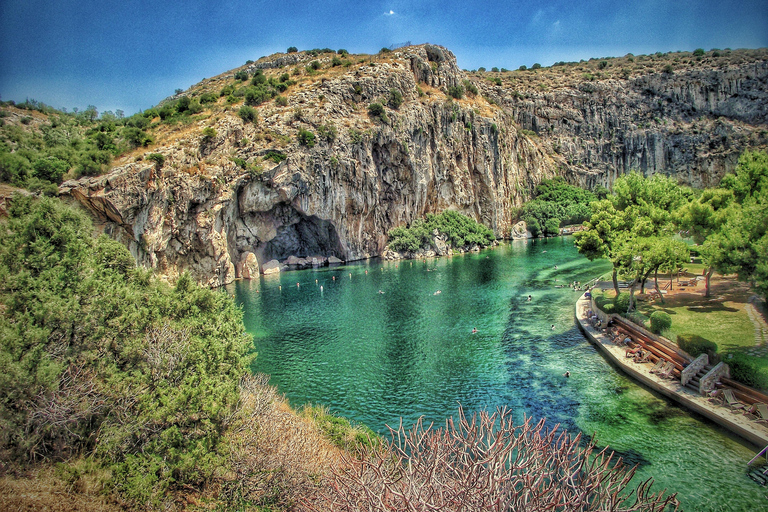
61, 45, 768, 286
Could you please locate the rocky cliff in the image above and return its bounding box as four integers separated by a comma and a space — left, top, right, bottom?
60, 45, 768, 286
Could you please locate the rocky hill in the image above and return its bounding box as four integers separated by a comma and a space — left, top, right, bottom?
58, 45, 768, 286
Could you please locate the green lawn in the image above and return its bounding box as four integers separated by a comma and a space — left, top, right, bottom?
596, 272, 763, 360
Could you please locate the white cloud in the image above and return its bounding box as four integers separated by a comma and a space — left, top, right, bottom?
385, 10, 395, 16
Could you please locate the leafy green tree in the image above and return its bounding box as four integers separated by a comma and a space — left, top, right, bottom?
575, 172, 689, 296
287, 46, 298, 53
701, 151, 768, 299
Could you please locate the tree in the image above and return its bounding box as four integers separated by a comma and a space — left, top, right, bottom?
287, 46, 298, 53
575, 173, 689, 296
701, 151, 768, 299
677, 188, 734, 296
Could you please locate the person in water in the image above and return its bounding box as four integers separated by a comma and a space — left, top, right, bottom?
551, 324, 555, 330
564, 371, 570, 378
472, 328, 477, 334
527, 295, 532, 301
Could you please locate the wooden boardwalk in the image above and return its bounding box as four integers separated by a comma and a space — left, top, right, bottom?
575, 293, 768, 448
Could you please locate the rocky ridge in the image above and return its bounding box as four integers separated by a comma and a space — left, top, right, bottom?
61, 45, 768, 286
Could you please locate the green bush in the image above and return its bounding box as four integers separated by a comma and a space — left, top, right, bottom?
297, 128, 316, 148
238, 105, 257, 124
146, 152, 165, 168
388, 210, 494, 253
677, 334, 718, 359
234, 70, 249, 81
317, 123, 337, 141
265, 151, 286, 163
367, 102, 388, 123
389, 89, 404, 109
726, 352, 768, 390
447, 85, 464, 99
649, 311, 672, 334
602, 303, 615, 314
693, 48, 705, 57
275, 95, 288, 107
202, 127, 217, 141
287, 46, 298, 53
614, 292, 631, 313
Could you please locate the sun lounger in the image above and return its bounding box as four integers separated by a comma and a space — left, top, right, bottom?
634, 349, 652, 364
649, 359, 667, 373
656, 362, 675, 378
721, 389, 746, 412
744, 402, 768, 424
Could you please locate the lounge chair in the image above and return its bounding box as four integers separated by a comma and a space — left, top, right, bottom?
649, 359, 667, 374
656, 362, 675, 378
744, 402, 768, 424
634, 349, 651, 364
721, 389, 746, 412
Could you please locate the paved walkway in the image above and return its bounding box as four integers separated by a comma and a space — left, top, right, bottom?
746, 295, 768, 357
575, 293, 768, 448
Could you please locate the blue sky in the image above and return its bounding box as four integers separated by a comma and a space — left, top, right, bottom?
1, 0, 766, 116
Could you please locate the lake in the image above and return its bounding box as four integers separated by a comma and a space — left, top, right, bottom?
229, 237, 766, 511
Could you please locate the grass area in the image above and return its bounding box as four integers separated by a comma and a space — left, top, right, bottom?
595, 270, 766, 367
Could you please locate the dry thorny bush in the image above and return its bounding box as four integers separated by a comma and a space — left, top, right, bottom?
305, 406, 678, 512
220, 373, 342, 509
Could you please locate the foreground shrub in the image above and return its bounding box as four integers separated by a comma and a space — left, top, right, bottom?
307, 406, 677, 511
297, 128, 316, 147
649, 311, 672, 334
0, 195, 252, 507
677, 333, 717, 359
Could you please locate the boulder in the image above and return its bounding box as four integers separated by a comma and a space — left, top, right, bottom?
328, 256, 344, 265
261, 259, 283, 275
237, 252, 260, 279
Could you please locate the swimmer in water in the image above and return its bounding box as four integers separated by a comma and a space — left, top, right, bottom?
551, 324, 555, 330
527, 295, 532, 301
472, 328, 477, 334
564, 371, 570, 378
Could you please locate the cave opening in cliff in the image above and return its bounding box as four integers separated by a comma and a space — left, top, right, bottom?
261, 213, 344, 262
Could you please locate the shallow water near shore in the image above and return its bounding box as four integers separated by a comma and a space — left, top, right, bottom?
230, 237, 767, 511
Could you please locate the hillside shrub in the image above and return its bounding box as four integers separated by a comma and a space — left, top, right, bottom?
275, 95, 288, 107
265, 151, 286, 163
146, 152, 165, 168
649, 311, 672, 334
726, 352, 768, 390
677, 334, 718, 359
388, 89, 404, 109
238, 105, 257, 124
234, 70, 249, 81
287, 46, 298, 53
297, 128, 316, 148
367, 102, 388, 123
317, 123, 337, 141
447, 85, 464, 99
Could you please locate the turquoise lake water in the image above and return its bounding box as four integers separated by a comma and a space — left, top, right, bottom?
229, 237, 767, 511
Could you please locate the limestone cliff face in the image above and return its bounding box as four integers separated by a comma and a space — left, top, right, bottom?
485, 52, 768, 189
61, 45, 768, 286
